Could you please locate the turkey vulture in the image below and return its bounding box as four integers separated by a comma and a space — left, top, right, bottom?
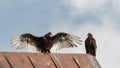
85, 33, 97, 57
11, 32, 82, 53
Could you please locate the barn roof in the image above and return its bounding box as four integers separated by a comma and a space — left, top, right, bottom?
0, 52, 101, 68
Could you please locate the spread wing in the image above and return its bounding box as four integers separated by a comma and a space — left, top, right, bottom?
11, 33, 41, 52
50, 32, 82, 52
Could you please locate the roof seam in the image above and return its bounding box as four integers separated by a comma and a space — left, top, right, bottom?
50, 56, 57, 68
27, 56, 35, 68
3, 55, 13, 68
73, 56, 80, 68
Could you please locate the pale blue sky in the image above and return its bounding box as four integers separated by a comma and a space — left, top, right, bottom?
0, 0, 120, 68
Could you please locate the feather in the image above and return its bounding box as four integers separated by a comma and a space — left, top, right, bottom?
11, 36, 26, 49
11, 32, 82, 53
50, 33, 82, 52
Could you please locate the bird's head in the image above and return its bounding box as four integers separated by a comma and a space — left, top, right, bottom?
87, 33, 92, 37
48, 32, 52, 36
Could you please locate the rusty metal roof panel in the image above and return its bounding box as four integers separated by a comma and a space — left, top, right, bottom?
49, 54, 79, 68
27, 53, 56, 68
0, 52, 101, 68
4, 52, 33, 68
0, 53, 11, 68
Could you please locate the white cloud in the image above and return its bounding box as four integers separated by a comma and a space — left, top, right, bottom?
60, 1, 120, 67
53, 0, 120, 67
112, 0, 120, 13
51, 15, 120, 68
64, 0, 109, 14
50, 16, 120, 68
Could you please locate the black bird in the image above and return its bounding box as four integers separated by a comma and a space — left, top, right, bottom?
11, 32, 82, 53
85, 33, 97, 57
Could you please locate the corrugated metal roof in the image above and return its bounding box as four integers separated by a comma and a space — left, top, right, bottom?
0, 52, 101, 68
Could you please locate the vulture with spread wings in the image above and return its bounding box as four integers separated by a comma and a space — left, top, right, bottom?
11, 32, 82, 53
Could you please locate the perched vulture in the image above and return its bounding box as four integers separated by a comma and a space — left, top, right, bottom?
11, 32, 82, 53
85, 33, 97, 57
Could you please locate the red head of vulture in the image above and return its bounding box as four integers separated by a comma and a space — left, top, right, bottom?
11, 32, 82, 53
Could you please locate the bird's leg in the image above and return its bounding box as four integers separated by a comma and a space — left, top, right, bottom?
41, 49, 46, 55
47, 50, 50, 53
42, 49, 50, 55
42, 51, 48, 55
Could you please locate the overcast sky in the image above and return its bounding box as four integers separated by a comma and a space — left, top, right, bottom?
0, 0, 120, 68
